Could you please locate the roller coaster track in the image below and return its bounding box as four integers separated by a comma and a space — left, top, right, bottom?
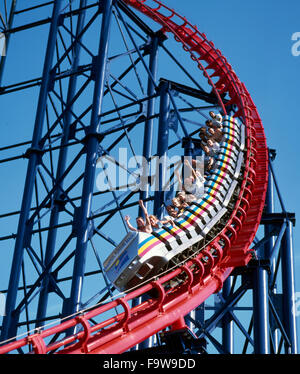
0, 0, 268, 354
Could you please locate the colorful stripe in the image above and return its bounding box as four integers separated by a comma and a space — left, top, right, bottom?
137, 114, 242, 258
138, 235, 160, 256
206, 176, 226, 192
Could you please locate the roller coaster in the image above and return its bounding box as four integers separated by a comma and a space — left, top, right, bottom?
0, 0, 298, 354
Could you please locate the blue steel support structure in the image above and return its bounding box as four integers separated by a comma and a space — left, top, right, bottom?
0, 0, 18, 85
252, 157, 271, 354
0, 2, 297, 355
0, 0, 64, 342
139, 34, 159, 216
281, 220, 298, 353
222, 278, 234, 353
268, 150, 298, 354
153, 80, 170, 220
252, 264, 270, 353
68, 0, 113, 318
138, 80, 171, 351
36, 0, 88, 329
136, 34, 159, 351
264, 163, 278, 351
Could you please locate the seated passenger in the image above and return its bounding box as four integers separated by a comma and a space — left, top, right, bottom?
209, 111, 223, 129
202, 144, 215, 172
149, 215, 162, 230
182, 159, 205, 198
199, 131, 208, 146
162, 204, 182, 226
206, 119, 218, 130
172, 196, 188, 212
207, 127, 224, 143
185, 193, 196, 203
200, 126, 208, 134
176, 190, 187, 205
149, 214, 174, 230
207, 138, 220, 154
175, 160, 206, 197
165, 204, 180, 218
191, 158, 204, 173
205, 119, 213, 127
139, 202, 172, 232
124, 199, 152, 233
160, 209, 176, 227
176, 190, 196, 205
124, 215, 152, 234
199, 126, 210, 144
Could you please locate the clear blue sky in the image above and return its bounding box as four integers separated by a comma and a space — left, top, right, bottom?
0, 0, 299, 352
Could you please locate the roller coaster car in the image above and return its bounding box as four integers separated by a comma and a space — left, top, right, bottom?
103, 231, 169, 291
103, 115, 245, 293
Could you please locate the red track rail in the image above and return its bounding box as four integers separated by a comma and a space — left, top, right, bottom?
0, 0, 268, 354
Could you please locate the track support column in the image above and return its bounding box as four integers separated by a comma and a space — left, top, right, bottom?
252, 264, 270, 354
0, 0, 18, 85
281, 219, 298, 353
0, 0, 63, 342
35, 0, 88, 328
264, 159, 279, 352
153, 80, 170, 219
67, 0, 113, 317
139, 34, 159, 216
222, 277, 234, 353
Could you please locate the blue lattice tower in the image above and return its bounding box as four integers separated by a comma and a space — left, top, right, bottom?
0, 0, 223, 344
0, 1, 297, 355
